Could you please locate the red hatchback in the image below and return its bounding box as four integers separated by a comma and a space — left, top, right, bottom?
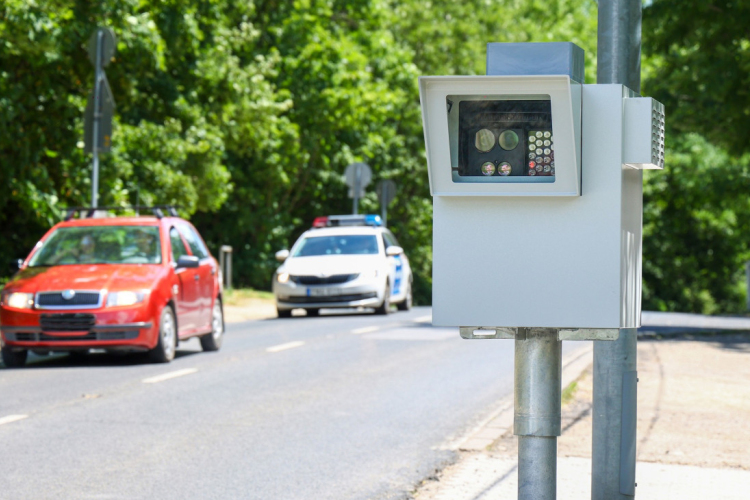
0, 209, 224, 367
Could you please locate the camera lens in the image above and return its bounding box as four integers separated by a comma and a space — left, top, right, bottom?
499, 130, 519, 151
475, 129, 495, 153
498, 162, 512, 176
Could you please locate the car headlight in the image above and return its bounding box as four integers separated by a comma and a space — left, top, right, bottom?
277, 272, 290, 284
107, 291, 146, 307
2, 292, 34, 309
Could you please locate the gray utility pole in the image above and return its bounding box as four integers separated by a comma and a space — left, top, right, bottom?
84, 27, 116, 208
593, 1, 642, 499
515, 328, 561, 500
344, 162, 372, 215
376, 179, 397, 227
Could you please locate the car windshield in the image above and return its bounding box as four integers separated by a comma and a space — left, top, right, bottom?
292, 235, 379, 257
28, 226, 162, 266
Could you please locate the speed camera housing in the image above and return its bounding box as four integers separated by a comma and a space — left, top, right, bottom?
420, 43, 664, 330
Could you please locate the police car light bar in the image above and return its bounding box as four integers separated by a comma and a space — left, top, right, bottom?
312, 215, 383, 228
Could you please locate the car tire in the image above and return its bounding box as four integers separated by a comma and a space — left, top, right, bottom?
200, 299, 224, 352
277, 308, 292, 318
397, 281, 413, 311
375, 283, 391, 315
149, 305, 177, 363
306, 308, 320, 317
1, 347, 27, 368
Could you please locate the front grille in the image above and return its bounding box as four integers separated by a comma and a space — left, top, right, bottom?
283, 292, 377, 304
37, 291, 101, 309
5, 330, 138, 342
290, 274, 358, 285
40, 313, 96, 332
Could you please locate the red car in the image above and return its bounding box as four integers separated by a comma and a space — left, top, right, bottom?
0, 208, 224, 367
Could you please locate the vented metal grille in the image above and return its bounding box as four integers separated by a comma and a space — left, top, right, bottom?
36, 291, 102, 309
5, 330, 139, 342
290, 274, 358, 285
283, 292, 377, 304
651, 101, 665, 169
40, 313, 96, 332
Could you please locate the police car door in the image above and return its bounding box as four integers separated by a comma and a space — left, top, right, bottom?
382, 232, 404, 300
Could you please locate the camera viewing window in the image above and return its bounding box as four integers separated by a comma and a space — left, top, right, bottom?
448, 96, 554, 183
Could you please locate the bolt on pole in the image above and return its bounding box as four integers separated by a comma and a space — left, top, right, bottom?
593, 0, 642, 498
514, 328, 562, 500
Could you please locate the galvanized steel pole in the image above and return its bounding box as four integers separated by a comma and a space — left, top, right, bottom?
91, 30, 103, 208
515, 328, 562, 500
594, 1, 642, 498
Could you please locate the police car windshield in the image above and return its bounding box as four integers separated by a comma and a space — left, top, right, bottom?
293, 235, 379, 257
29, 226, 162, 266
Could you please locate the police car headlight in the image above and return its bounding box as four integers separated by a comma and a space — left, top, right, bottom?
107, 291, 146, 307
277, 272, 290, 284
2, 292, 34, 309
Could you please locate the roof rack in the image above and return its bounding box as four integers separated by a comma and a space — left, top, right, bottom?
63, 205, 181, 221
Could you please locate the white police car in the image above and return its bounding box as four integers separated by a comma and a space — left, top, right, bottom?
272, 215, 413, 317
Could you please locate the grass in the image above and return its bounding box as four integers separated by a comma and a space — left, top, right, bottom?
561, 380, 579, 406
222, 287, 275, 306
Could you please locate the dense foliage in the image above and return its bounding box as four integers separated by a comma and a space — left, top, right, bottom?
1, 0, 748, 312
641, 0, 750, 312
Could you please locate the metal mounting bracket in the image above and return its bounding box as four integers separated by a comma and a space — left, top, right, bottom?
459, 327, 619, 341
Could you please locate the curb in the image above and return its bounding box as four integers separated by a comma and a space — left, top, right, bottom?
446, 344, 594, 452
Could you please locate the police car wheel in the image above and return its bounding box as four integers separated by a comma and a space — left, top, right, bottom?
277, 308, 292, 318
375, 283, 391, 315
306, 308, 320, 317
397, 282, 412, 311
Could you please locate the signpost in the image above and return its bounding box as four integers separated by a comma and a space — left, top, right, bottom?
344, 162, 372, 214
84, 27, 117, 208
376, 179, 397, 227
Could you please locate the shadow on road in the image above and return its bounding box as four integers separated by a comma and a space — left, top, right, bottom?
1, 347, 202, 370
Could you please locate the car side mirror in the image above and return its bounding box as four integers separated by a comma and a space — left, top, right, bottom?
275, 249, 290, 263
385, 246, 403, 257
176, 255, 200, 269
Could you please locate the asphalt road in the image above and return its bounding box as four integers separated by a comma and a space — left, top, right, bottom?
0, 307, 586, 500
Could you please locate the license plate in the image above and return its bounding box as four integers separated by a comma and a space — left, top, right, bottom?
308, 287, 341, 297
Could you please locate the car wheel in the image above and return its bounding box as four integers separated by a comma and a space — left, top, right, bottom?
375, 283, 391, 315
306, 308, 320, 317
397, 281, 413, 311
200, 299, 224, 352
277, 308, 292, 318
1, 346, 27, 368
149, 305, 177, 363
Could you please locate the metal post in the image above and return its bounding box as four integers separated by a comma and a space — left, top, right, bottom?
745, 262, 750, 311
220, 245, 233, 290
515, 328, 561, 500
381, 202, 387, 228
593, 2, 641, 498
353, 166, 361, 215
91, 30, 103, 208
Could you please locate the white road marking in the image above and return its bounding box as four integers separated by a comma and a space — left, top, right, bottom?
266, 341, 305, 353
413, 315, 432, 323
142, 368, 198, 384
351, 326, 380, 335
0, 414, 28, 426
